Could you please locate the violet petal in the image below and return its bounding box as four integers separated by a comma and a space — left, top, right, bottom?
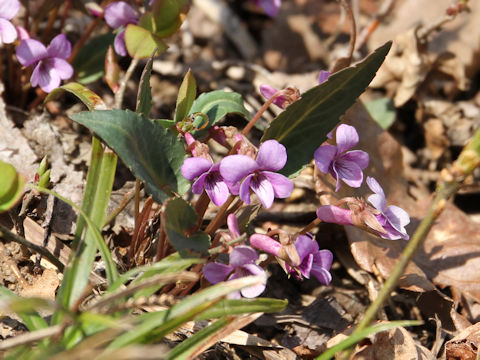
310, 266, 332, 285
47, 34, 71, 59
298, 253, 313, 279
334, 158, 363, 188
113, 29, 127, 56
46, 58, 73, 80
250, 174, 274, 208
16, 38, 47, 67
385, 205, 410, 228
0, 18, 17, 44
32, 61, 60, 93
317, 205, 353, 225
294, 235, 319, 263
181, 157, 212, 181
318, 70, 331, 84
314, 144, 337, 174
203, 262, 233, 284
229, 246, 258, 267
104, 1, 138, 29
342, 150, 369, 170
258, 0, 281, 17
220, 155, 258, 183
238, 264, 266, 298
336, 124, 359, 153
191, 172, 207, 194
366, 176, 385, 198
256, 140, 287, 172
368, 193, 386, 212
204, 176, 229, 206
0, 0, 20, 20
249, 234, 281, 256
263, 171, 293, 199
239, 174, 253, 204
227, 213, 240, 238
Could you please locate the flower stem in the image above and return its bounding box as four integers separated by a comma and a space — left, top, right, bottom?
114, 57, 139, 109
205, 195, 235, 236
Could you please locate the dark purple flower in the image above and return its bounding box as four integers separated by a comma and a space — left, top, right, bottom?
314, 124, 369, 191
16, 34, 73, 93
220, 140, 293, 209
250, 0, 282, 17
286, 235, 333, 285
181, 157, 233, 206
366, 177, 410, 240
104, 1, 139, 56
0, 0, 20, 45
203, 246, 266, 298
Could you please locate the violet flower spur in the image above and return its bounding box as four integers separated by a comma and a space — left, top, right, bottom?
181, 157, 235, 206
314, 124, 369, 191
16, 34, 73, 93
366, 176, 410, 240
104, 1, 139, 56
219, 140, 294, 209
286, 235, 333, 285
0, 0, 20, 45
203, 246, 266, 299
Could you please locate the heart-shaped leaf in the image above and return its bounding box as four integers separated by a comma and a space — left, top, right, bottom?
125, 24, 167, 59
189, 90, 250, 137
262, 42, 392, 177
165, 197, 210, 256
70, 110, 189, 202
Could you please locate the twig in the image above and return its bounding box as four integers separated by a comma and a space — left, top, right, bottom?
0, 325, 63, 350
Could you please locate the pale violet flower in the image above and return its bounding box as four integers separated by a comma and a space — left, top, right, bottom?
250, 0, 282, 17
0, 0, 20, 45
104, 1, 139, 56
181, 157, 235, 206
366, 177, 410, 240
203, 246, 266, 299
16, 34, 73, 93
220, 140, 293, 209
314, 124, 369, 191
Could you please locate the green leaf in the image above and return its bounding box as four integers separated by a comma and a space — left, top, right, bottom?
189, 90, 250, 137
174, 69, 197, 123
156, 118, 175, 128
316, 320, 422, 360
0, 161, 26, 213
136, 53, 155, 117
195, 298, 288, 320
262, 42, 392, 177
144, 0, 190, 38
73, 33, 114, 84
45, 83, 106, 111
70, 110, 189, 202
164, 197, 210, 256
125, 24, 167, 59
365, 97, 396, 130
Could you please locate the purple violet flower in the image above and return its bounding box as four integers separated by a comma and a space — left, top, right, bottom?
259, 84, 287, 109
250, 0, 282, 17
366, 177, 410, 240
0, 0, 20, 45
220, 140, 293, 209
286, 235, 333, 285
104, 1, 139, 56
181, 157, 235, 206
314, 124, 369, 191
203, 246, 266, 299
16, 34, 73, 93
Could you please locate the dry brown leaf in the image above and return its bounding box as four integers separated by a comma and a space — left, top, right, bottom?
19, 268, 59, 301
445, 322, 480, 360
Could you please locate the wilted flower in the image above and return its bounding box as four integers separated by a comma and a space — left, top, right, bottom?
104, 1, 139, 56
314, 124, 369, 191
203, 246, 266, 298
366, 177, 410, 240
250, 0, 282, 17
286, 235, 333, 285
220, 140, 293, 209
0, 0, 20, 45
181, 157, 235, 206
16, 34, 73, 93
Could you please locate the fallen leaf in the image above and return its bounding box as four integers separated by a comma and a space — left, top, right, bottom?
445, 323, 480, 360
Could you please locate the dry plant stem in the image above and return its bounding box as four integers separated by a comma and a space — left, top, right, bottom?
155, 215, 167, 261
338, 0, 356, 65
355, 0, 395, 51
68, 17, 102, 64
205, 195, 235, 236
134, 178, 141, 222
242, 90, 290, 136
115, 57, 140, 109
41, 7, 60, 44
0, 324, 63, 350
297, 217, 322, 235
195, 191, 211, 221
103, 189, 136, 227
59, 1, 72, 31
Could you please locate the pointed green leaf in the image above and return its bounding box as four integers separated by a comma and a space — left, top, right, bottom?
0, 161, 26, 213
70, 110, 188, 202
73, 33, 114, 84
165, 197, 210, 256
136, 53, 155, 117
189, 90, 250, 137
174, 69, 197, 123
262, 42, 392, 177
45, 83, 106, 111
125, 24, 167, 59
